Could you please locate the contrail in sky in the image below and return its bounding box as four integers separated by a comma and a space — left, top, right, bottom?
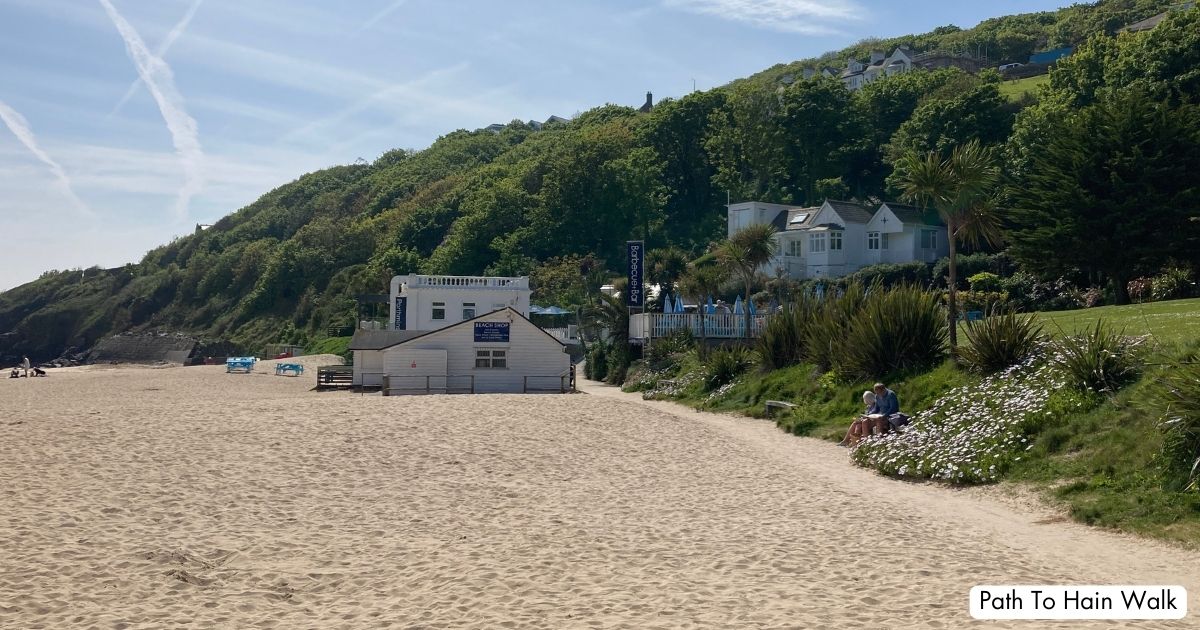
358, 0, 410, 33
99, 0, 204, 220
110, 0, 204, 116
0, 99, 91, 216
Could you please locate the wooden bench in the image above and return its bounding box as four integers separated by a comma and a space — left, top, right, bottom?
764, 400, 797, 418
275, 363, 304, 377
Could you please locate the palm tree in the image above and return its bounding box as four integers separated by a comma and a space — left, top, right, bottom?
679, 263, 728, 353
718, 224, 776, 338
894, 140, 1002, 353
647, 247, 689, 298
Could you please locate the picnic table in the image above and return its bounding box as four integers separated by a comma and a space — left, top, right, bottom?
226, 357, 257, 373
274, 363, 304, 377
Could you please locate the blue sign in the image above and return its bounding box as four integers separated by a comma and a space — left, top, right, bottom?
626, 240, 645, 307
474, 321, 510, 343
394, 296, 407, 329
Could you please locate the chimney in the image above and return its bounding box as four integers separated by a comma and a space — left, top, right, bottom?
870, 49, 885, 64
639, 91, 653, 113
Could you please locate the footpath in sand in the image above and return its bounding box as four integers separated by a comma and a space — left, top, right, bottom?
1, 362, 1198, 629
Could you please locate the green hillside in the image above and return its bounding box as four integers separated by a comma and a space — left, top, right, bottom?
998, 74, 1051, 101
1, 0, 1197, 364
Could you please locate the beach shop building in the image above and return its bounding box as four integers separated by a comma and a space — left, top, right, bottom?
348, 275, 571, 393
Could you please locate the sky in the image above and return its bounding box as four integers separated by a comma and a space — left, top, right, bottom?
0, 0, 1074, 291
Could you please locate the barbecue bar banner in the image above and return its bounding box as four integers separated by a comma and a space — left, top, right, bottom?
626, 240, 644, 307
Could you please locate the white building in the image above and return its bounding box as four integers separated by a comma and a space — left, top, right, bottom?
349, 274, 544, 388
373, 308, 570, 394
840, 47, 915, 91
728, 199, 948, 281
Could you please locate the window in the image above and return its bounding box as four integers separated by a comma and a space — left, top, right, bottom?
788, 213, 809, 225
830, 231, 843, 251
462, 302, 476, 320
809, 233, 827, 254
868, 232, 880, 250
921, 229, 937, 249
881, 233, 890, 250
475, 349, 507, 369
432, 301, 445, 320
786, 240, 802, 257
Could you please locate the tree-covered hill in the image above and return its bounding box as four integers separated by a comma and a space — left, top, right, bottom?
2, 0, 1197, 363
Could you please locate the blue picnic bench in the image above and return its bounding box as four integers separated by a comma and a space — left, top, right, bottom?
275, 363, 304, 377
226, 357, 256, 373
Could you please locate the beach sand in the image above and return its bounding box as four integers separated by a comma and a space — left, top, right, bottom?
1, 360, 1198, 629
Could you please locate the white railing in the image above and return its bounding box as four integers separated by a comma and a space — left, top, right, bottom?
629, 313, 768, 340
542, 327, 580, 343
408, 275, 529, 289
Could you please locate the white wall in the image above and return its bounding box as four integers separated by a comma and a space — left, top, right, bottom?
353, 349, 385, 387
388, 309, 570, 394
389, 275, 531, 331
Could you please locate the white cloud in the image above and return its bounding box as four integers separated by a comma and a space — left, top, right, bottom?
662, 0, 860, 34
110, 0, 205, 115
0, 99, 91, 216
358, 0, 411, 33
98, 0, 204, 220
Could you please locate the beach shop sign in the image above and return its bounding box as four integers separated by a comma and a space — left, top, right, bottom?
474, 321, 510, 343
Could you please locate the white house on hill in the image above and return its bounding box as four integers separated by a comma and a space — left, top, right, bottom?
727, 200, 948, 281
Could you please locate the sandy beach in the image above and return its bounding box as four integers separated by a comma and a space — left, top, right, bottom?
2, 360, 1198, 629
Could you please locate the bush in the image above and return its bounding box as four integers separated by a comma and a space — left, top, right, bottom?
1001, 273, 1078, 312
1151, 266, 1194, 301
843, 262, 931, 288
1128, 277, 1153, 303
805, 283, 868, 373
1052, 320, 1143, 394
647, 328, 694, 367
968, 272, 1002, 292
756, 296, 817, 370
840, 285, 948, 378
945, 290, 1008, 313
585, 341, 609, 382
704, 346, 753, 391
1154, 360, 1200, 491
958, 308, 1044, 373
933, 252, 1016, 289
606, 344, 631, 385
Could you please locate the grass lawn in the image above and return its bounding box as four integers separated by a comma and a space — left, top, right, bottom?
998, 73, 1050, 101
1035, 297, 1200, 346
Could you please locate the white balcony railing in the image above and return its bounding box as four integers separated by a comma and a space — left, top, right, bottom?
629, 313, 768, 340
408, 275, 529, 289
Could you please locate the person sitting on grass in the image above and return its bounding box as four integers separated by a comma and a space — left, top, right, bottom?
870, 382, 909, 434
839, 390, 880, 446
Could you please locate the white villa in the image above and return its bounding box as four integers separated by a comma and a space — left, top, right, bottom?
727, 200, 949, 281
840, 47, 915, 91
347, 275, 571, 392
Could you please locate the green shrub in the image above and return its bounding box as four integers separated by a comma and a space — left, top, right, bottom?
606, 344, 631, 385
947, 290, 1008, 313
1151, 266, 1195, 301
968, 272, 1002, 292
840, 285, 948, 378
933, 252, 1016, 289
1153, 360, 1200, 491
1000, 273, 1078, 312
843, 262, 931, 288
804, 282, 868, 373
704, 346, 753, 391
1052, 320, 1143, 394
585, 341, 609, 382
958, 308, 1044, 373
756, 296, 816, 370
647, 328, 694, 366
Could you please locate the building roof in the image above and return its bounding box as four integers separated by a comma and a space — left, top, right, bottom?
782, 207, 822, 231
883, 203, 944, 227
377, 307, 565, 351
348, 329, 428, 351
824, 199, 875, 224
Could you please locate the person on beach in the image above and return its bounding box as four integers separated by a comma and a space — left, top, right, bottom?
20, 356, 31, 378
869, 382, 909, 434
839, 390, 880, 446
